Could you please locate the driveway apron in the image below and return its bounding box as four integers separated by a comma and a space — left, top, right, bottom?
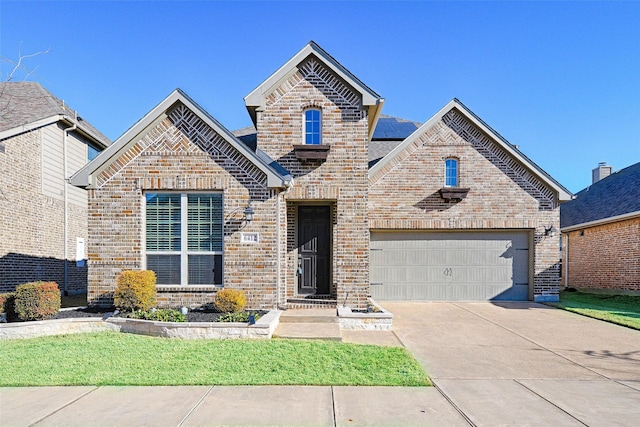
382, 301, 640, 427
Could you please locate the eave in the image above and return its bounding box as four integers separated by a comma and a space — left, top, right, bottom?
70, 89, 290, 190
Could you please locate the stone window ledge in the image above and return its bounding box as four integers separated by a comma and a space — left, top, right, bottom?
293, 144, 330, 161
438, 187, 470, 201
156, 285, 222, 293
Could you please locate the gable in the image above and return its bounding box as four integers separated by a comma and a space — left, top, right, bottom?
370, 99, 572, 205
244, 41, 384, 140
71, 90, 288, 190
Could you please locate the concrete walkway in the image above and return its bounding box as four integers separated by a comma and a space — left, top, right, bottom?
1, 302, 639, 426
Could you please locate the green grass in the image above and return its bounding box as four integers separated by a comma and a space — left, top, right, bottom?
0, 332, 430, 387
548, 291, 640, 330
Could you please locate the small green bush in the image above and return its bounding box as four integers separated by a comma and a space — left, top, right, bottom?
214, 289, 246, 313
125, 309, 186, 322
0, 293, 9, 314
114, 270, 157, 312
14, 282, 61, 321
217, 311, 259, 323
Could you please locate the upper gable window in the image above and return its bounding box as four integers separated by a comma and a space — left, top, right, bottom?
304, 109, 322, 145
445, 158, 458, 187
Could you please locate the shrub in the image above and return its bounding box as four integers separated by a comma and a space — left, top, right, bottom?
217, 311, 259, 323
13, 282, 61, 321
0, 293, 9, 314
114, 270, 157, 312
125, 309, 186, 322
0, 293, 16, 321
214, 289, 246, 313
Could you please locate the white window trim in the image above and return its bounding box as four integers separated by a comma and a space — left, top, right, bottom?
303, 108, 322, 145
143, 192, 224, 286
444, 158, 459, 187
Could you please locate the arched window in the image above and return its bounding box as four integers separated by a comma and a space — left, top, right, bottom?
304, 109, 321, 145
445, 158, 458, 187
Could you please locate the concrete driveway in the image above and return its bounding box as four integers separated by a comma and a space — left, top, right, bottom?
381, 301, 640, 426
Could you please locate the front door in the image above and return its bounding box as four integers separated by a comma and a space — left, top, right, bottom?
298, 206, 331, 295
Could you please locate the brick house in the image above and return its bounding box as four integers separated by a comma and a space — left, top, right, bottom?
71, 42, 571, 309
561, 162, 640, 293
0, 82, 110, 294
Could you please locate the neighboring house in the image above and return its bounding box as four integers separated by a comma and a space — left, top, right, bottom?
561, 162, 640, 293
71, 42, 571, 309
0, 82, 111, 294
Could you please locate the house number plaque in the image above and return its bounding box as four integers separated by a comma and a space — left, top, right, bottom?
241, 232, 260, 244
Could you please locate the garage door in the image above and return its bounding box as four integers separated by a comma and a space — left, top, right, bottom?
370, 231, 530, 301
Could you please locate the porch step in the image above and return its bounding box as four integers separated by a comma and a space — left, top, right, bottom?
273, 322, 342, 341
278, 309, 338, 324
273, 309, 341, 341
285, 298, 337, 309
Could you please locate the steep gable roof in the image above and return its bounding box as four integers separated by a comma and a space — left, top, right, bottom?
244, 41, 385, 140
369, 98, 572, 202
561, 161, 640, 230
0, 82, 110, 147
70, 89, 290, 189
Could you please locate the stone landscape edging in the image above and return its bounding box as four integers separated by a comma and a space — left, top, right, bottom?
0, 310, 282, 340
337, 304, 393, 330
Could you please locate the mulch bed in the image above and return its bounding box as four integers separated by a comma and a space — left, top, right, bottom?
50, 307, 266, 323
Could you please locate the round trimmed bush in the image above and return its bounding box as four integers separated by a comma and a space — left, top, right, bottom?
14, 282, 61, 321
114, 270, 157, 312
214, 289, 246, 313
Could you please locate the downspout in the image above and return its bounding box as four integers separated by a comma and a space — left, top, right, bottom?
62, 116, 77, 296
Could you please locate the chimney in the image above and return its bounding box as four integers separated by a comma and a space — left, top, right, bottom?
592, 162, 612, 184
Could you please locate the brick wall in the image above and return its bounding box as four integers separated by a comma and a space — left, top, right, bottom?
87, 103, 280, 309
565, 217, 640, 291
0, 127, 88, 294
256, 57, 370, 309
369, 108, 561, 299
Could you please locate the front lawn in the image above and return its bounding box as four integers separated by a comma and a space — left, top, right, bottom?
0, 332, 430, 387
549, 291, 640, 330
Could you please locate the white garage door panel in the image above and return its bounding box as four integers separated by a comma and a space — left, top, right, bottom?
370, 231, 530, 301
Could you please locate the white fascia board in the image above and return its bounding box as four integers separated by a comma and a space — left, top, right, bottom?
561, 210, 640, 233
245, 42, 382, 109
369, 100, 456, 178
369, 99, 573, 202
451, 100, 573, 202
0, 115, 62, 141
70, 89, 288, 189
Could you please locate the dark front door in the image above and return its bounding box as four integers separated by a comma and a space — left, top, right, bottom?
298, 206, 331, 295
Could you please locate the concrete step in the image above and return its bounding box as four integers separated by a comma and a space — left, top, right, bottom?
273, 322, 342, 341
278, 309, 338, 324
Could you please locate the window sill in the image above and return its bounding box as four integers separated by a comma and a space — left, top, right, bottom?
293, 144, 330, 161
157, 285, 222, 292
438, 187, 470, 201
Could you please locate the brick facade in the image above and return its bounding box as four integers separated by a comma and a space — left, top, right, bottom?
369, 108, 562, 300
87, 105, 280, 309
0, 127, 88, 294
256, 58, 370, 309
81, 44, 567, 308
564, 217, 640, 292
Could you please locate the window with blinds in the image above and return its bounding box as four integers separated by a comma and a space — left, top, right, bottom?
146, 193, 223, 286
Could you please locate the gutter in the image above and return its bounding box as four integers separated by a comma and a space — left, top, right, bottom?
561, 210, 640, 233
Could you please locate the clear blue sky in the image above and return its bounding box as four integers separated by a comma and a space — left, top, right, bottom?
1, 1, 639, 193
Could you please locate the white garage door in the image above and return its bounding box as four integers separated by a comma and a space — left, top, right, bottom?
370, 231, 531, 301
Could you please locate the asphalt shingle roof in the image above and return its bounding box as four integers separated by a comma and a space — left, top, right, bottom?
0, 82, 110, 147
560, 161, 640, 228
